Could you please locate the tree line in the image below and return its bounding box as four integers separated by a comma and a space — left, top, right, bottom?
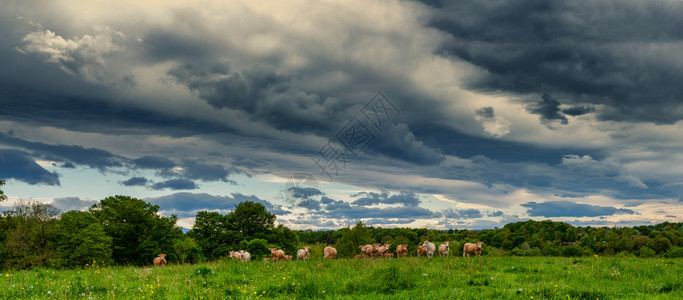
1, 193, 682, 270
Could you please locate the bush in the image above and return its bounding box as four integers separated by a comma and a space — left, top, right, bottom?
663, 246, 683, 258
639, 247, 656, 258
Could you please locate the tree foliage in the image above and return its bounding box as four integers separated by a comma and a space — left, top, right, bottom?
3, 201, 60, 269
53, 211, 113, 268
90, 195, 182, 265
334, 221, 374, 258
0, 180, 7, 201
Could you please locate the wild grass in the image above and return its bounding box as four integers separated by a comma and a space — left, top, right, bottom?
1, 256, 681, 299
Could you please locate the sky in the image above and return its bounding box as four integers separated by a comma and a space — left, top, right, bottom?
1, 0, 683, 230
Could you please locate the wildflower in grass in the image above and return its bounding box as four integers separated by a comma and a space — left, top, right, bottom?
48, 291, 52, 294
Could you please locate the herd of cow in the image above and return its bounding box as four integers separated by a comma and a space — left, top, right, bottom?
218, 240, 485, 263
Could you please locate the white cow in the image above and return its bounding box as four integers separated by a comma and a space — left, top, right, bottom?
239, 250, 251, 262
297, 246, 310, 261
422, 240, 436, 258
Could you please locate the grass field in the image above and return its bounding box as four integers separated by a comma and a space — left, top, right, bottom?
1, 256, 681, 299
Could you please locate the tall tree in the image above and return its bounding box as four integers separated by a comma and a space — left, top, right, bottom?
53, 211, 113, 268
226, 201, 275, 239
334, 221, 374, 258
188, 211, 239, 259
3, 201, 60, 269
90, 195, 182, 265
0, 180, 6, 201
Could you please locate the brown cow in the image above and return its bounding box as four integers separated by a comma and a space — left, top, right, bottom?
377, 244, 391, 256
324, 246, 337, 259
153, 254, 167, 266
283, 255, 293, 261
463, 241, 485, 257
438, 241, 450, 257
269, 248, 285, 261
360, 244, 374, 257
355, 254, 364, 259
417, 246, 427, 258
264, 257, 271, 262
396, 244, 408, 257
383, 253, 394, 258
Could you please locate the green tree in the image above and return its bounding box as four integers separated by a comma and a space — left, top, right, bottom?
227, 201, 275, 239
188, 211, 236, 259
648, 234, 672, 254
265, 224, 299, 255
90, 195, 183, 265
3, 201, 60, 269
174, 235, 203, 264
335, 222, 374, 258
53, 211, 113, 268
0, 180, 7, 201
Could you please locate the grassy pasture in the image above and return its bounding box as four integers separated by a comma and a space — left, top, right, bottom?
1, 256, 681, 299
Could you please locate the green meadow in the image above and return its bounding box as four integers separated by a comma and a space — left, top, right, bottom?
1, 256, 681, 299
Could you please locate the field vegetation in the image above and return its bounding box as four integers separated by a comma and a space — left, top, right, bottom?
1, 256, 681, 299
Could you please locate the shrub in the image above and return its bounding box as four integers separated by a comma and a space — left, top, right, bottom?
663, 246, 683, 258
639, 247, 656, 258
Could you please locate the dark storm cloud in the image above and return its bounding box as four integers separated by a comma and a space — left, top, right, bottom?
297, 198, 322, 210
527, 94, 567, 125
167, 61, 346, 134
151, 179, 198, 190
475, 107, 494, 119
288, 186, 324, 199
521, 201, 636, 217
0, 132, 122, 169
425, 0, 683, 123
351, 190, 421, 207
146, 192, 290, 217
180, 159, 237, 183
563, 106, 595, 117
488, 210, 504, 217
321, 196, 435, 219
133, 156, 176, 169
120, 176, 148, 186
440, 208, 483, 219
365, 123, 444, 165
0, 149, 60, 185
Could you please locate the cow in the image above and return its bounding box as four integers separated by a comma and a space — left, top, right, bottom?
422, 240, 436, 258
371, 244, 381, 257
463, 241, 485, 257
283, 255, 293, 261
269, 248, 285, 261
229, 251, 241, 260
438, 241, 450, 257
383, 253, 394, 258
355, 254, 364, 259
153, 254, 167, 266
360, 244, 374, 257
396, 244, 408, 257
297, 246, 310, 261
264, 257, 271, 262
417, 246, 427, 257
239, 250, 251, 262
324, 246, 337, 259
377, 244, 391, 256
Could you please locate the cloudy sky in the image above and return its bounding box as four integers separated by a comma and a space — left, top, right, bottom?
2, 0, 683, 230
